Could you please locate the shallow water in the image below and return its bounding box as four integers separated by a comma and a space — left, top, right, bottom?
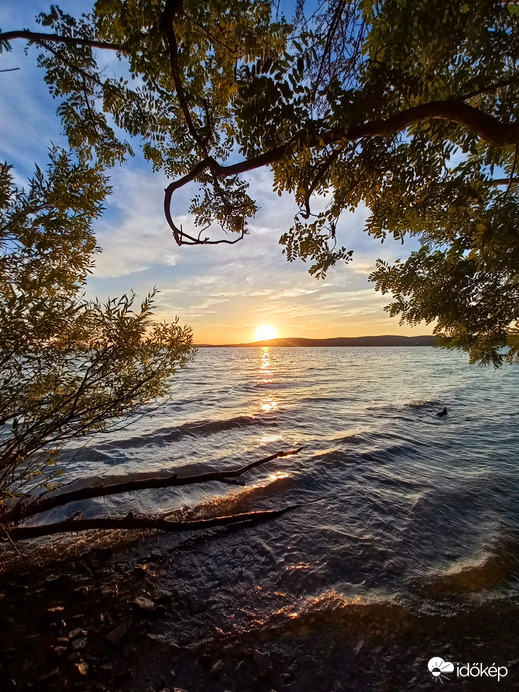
46, 346, 519, 686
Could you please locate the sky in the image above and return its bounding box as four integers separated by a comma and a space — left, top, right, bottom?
1, 1, 428, 344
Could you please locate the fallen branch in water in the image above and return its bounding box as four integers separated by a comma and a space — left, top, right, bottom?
7, 504, 301, 541
2, 448, 303, 525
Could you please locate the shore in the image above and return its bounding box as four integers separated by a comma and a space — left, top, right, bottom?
1, 529, 518, 691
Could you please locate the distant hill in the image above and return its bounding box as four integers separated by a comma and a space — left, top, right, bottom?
197, 335, 438, 348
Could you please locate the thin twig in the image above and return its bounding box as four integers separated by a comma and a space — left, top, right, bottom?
1, 524, 21, 554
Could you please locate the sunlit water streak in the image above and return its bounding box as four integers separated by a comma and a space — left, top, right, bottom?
53, 347, 519, 648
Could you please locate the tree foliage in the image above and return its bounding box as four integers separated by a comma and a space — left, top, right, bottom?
2, 0, 519, 364
0, 151, 193, 512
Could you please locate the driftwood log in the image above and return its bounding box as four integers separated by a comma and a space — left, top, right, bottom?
1, 448, 303, 542
6, 505, 301, 541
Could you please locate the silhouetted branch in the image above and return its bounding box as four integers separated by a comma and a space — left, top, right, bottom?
7, 504, 302, 541
3, 447, 303, 524
159, 0, 207, 150
165, 100, 519, 244
302, 149, 341, 219
0, 30, 124, 52
489, 178, 519, 185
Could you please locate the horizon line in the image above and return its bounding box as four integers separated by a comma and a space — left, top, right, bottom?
193, 334, 437, 347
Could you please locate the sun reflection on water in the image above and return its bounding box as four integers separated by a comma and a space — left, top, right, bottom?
258, 347, 278, 413
260, 395, 277, 412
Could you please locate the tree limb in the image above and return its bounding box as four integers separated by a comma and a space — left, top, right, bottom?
165, 99, 519, 244
6, 504, 301, 541
0, 30, 124, 52
159, 0, 207, 150
301, 149, 341, 219
342, 100, 519, 146
488, 178, 519, 185
4, 447, 303, 523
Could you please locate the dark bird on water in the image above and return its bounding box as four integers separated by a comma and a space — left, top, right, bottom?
437, 407, 448, 417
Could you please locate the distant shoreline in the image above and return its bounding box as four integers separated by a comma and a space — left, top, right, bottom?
195, 335, 437, 348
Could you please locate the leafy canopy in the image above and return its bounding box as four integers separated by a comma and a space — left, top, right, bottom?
2, 0, 519, 363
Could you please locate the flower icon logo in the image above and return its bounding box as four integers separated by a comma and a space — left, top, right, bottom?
428, 657, 454, 682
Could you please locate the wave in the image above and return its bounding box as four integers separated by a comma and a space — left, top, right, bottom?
413, 541, 519, 597
93, 414, 274, 451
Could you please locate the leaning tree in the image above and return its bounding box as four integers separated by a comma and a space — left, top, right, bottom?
0, 149, 303, 543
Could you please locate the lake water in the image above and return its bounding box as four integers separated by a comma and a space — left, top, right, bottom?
52, 346, 519, 688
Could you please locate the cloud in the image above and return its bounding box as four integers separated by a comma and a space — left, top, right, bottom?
84, 163, 425, 342
92, 168, 180, 277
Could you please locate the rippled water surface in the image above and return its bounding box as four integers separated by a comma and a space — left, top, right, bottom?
55, 346, 519, 685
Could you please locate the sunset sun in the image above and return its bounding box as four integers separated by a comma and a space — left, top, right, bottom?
253, 324, 278, 342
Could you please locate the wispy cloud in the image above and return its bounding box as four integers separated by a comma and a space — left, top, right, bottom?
84, 164, 424, 342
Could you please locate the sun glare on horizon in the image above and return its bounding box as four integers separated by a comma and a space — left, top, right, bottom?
254, 324, 278, 342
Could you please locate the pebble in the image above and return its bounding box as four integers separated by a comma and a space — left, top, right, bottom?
74, 661, 89, 676
115, 668, 134, 683
69, 628, 87, 639
105, 616, 132, 644
210, 659, 224, 675
72, 637, 87, 650
134, 596, 155, 612
253, 650, 271, 677
152, 589, 173, 604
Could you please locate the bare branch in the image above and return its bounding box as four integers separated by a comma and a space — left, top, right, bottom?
0, 30, 124, 52
488, 178, 519, 185
4, 447, 303, 523
7, 504, 302, 541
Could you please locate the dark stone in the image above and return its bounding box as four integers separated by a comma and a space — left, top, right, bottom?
133, 596, 155, 612
152, 605, 167, 617
253, 650, 271, 677
115, 668, 134, 684
72, 637, 87, 650
152, 589, 173, 604
210, 659, 224, 675
105, 616, 132, 645
94, 547, 113, 560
